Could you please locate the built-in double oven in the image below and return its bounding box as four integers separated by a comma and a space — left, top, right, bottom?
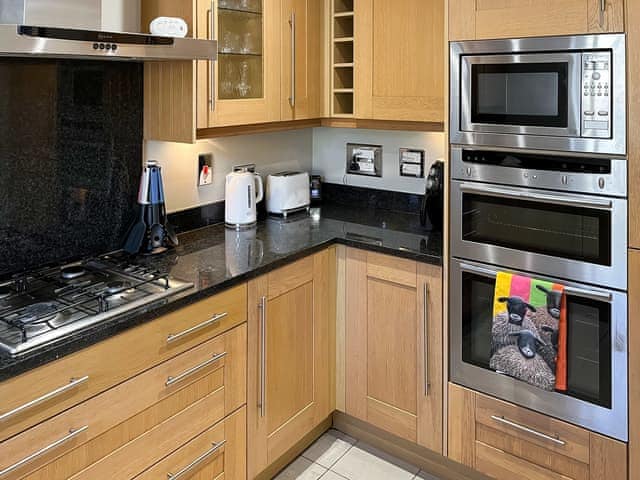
448, 30, 628, 444
448, 146, 628, 441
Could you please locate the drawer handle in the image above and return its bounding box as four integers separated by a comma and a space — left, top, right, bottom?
166, 313, 228, 344
258, 296, 267, 418
0, 425, 88, 477
423, 282, 430, 396
165, 352, 227, 387
0, 376, 89, 423
167, 440, 226, 480
491, 415, 566, 446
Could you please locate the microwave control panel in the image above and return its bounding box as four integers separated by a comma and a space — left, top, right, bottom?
581, 52, 612, 139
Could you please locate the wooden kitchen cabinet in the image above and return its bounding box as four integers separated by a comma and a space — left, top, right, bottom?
344, 249, 443, 453
143, 0, 323, 142
0, 324, 246, 479
448, 383, 628, 480
353, 0, 444, 123
449, 0, 624, 41
247, 251, 332, 478
280, 0, 323, 120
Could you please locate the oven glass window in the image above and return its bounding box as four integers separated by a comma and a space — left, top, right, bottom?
461, 272, 612, 407
462, 193, 612, 266
471, 63, 568, 127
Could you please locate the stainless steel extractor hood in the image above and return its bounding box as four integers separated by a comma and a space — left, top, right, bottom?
0, 0, 217, 61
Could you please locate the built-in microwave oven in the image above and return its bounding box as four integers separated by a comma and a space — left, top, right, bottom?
450, 34, 626, 155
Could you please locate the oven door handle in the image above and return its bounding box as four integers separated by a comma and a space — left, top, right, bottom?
459, 263, 613, 303
459, 183, 613, 210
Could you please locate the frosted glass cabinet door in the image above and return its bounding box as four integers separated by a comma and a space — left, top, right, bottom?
197, 0, 281, 128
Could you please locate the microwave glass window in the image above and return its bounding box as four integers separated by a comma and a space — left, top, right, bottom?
471, 63, 568, 127
462, 193, 612, 266
460, 272, 612, 408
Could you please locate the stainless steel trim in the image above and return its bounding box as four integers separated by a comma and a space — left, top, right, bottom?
458, 263, 613, 302
449, 258, 628, 441
423, 282, 430, 396
0, 426, 88, 477
0, 25, 218, 61
451, 180, 628, 290
166, 312, 228, 344
258, 296, 267, 418
289, 11, 296, 108
450, 145, 628, 197
167, 440, 226, 480
458, 182, 612, 209
490, 415, 566, 446
0, 376, 89, 423
165, 352, 227, 387
450, 33, 626, 155
209, 0, 216, 112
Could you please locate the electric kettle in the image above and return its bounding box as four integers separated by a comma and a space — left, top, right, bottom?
225, 167, 264, 229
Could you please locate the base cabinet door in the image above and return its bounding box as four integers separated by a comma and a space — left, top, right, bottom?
345, 249, 443, 453
447, 384, 628, 480
449, 0, 624, 41
247, 251, 331, 478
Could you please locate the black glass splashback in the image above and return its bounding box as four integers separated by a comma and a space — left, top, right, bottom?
0, 58, 143, 278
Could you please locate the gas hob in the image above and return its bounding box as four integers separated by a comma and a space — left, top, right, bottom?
0, 255, 193, 357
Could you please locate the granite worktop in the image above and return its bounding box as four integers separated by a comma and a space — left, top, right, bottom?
0, 203, 442, 381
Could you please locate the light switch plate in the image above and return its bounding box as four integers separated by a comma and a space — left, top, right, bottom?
198, 153, 213, 187
399, 148, 425, 178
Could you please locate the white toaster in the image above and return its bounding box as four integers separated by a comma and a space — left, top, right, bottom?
266, 172, 310, 216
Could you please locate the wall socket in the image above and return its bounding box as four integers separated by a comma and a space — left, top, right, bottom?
198, 153, 213, 187
346, 143, 383, 177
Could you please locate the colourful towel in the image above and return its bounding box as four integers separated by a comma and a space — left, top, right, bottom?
490, 272, 567, 392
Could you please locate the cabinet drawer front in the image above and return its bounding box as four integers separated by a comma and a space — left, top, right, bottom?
1, 324, 246, 480
366, 251, 417, 287
0, 284, 246, 442
475, 394, 590, 464
135, 407, 246, 480
475, 442, 574, 480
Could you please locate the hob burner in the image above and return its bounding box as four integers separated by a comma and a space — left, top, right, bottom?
61, 266, 87, 280
105, 281, 131, 295
19, 302, 60, 324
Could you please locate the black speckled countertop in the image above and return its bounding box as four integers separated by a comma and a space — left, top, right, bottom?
0, 203, 441, 381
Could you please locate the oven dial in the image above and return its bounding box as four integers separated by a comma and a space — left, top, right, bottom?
561, 175, 568, 185
592, 72, 601, 80
598, 178, 606, 189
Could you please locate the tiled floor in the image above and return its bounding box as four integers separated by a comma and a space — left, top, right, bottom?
273, 429, 440, 480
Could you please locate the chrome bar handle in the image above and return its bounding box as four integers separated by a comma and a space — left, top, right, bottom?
600, 0, 606, 27
0, 426, 88, 477
167, 440, 226, 480
165, 352, 227, 387
209, 0, 216, 112
458, 263, 613, 303
458, 182, 613, 210
491, 415, 566, 446
0, 376, 89, 423
423, 282, 430, 396
289, 11, 296, 108
166, 313, 228, 344
258, 296, 267, 417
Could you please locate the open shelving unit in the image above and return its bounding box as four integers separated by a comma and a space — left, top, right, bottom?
331, 0, 354, 116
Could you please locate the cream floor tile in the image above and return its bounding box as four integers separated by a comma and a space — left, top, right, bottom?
302, 429, 357, 468
415, 470, 440, 480
320, 471, 350, 480
274, 457, 327, 480
331, 442, 420, 480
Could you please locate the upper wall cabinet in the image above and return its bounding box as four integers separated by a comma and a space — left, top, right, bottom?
350, 0, 445, 123
449, 0, 625, 41
142, 0, 322, 142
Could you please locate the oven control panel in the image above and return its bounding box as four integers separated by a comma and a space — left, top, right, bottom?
581, 52, 612, 139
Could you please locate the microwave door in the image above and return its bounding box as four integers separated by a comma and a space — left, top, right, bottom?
460, 53, 582, 137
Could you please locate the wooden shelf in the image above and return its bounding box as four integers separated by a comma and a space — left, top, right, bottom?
333, 88, 354, 93
321, 118, 445, 132
334, 11, 354, 18
334, 62, 354, 68
333, 37, 354, 43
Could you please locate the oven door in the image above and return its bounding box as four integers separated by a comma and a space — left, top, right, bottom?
449, 258, 628, 441
460, 52, 582, 137
450, 180, 627, 290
